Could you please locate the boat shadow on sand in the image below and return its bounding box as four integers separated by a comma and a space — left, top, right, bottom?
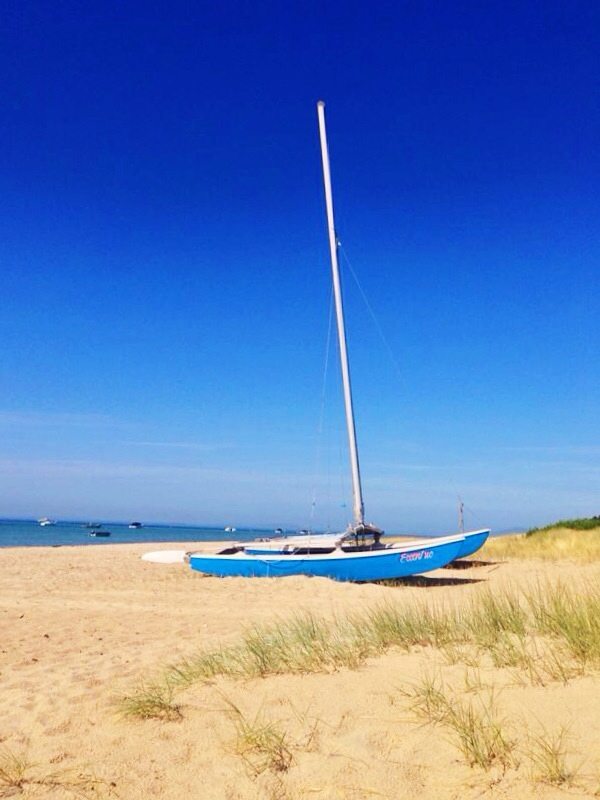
445, 558, 499, 570
372, 574, 486, 588
371, 559, 502, 587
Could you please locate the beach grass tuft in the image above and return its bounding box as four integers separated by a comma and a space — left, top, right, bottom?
464, 588, 527, 645
406, 677, 516, 770
527, 581, 600, 667
525, 725, 577, 785
118, 681, 182, 721
0, 748, 30, 794
404, 672, 448, 724
354, 601, 461, 651
446, 695, 515, 771
224, 699, 293, 776
0, 747, 107, 797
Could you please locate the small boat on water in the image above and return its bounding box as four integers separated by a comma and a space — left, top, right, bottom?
187, 102, 489, 582
224, 526, 237, 533
83, 522, 103, 529
38, 517, 56, 527
128, 521, 143, 529
89, 530, 111, 537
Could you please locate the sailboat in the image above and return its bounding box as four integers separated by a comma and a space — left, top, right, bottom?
187, 102, 489, 581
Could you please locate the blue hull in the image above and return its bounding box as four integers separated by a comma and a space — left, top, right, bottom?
188, 536, 464, 582
454, 529, 490, 559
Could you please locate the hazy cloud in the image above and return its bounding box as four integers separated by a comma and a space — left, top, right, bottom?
0, 457, 308, 485
499, 444, 600, 456
127, 440, 234, 451
0, 411, 116, 428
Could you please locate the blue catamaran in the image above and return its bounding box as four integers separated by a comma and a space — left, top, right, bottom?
188, 102, 489, 581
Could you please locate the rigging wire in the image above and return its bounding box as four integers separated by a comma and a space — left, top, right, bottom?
339, 242, 478, 533
338, 244, 404, 384
320, 239, 487, 534
462, 500, 486, 528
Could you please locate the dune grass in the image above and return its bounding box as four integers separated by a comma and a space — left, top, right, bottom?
406, 676, 516, 770
0, 749, 30, 795
118, 681, 182, 721
527, 516, 600, 534
0, 747, 106, 797
525, 725, 577, 785
165, 613, 369, 688
527, 580, 600, 667
483, 526, 600, 562
223, 699, 293, 776
119, 581, 600, 720
405, 677, 585, 779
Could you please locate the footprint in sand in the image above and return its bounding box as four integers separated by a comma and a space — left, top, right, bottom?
45, 720, 72, 736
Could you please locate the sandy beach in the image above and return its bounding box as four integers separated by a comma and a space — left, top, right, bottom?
1, 542, 599, 799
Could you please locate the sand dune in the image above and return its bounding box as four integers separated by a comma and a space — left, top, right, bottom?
1, 542, 598, 798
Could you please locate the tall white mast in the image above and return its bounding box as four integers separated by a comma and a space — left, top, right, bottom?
317, 100, 365, 528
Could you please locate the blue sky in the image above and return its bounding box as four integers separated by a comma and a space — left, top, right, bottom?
1, 2, 598, 531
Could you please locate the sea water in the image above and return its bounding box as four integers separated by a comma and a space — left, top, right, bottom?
0, 519, 515, 548
0, 519, 270, 548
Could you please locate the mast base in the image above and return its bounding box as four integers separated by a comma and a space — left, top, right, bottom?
346, 523, 384, 546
